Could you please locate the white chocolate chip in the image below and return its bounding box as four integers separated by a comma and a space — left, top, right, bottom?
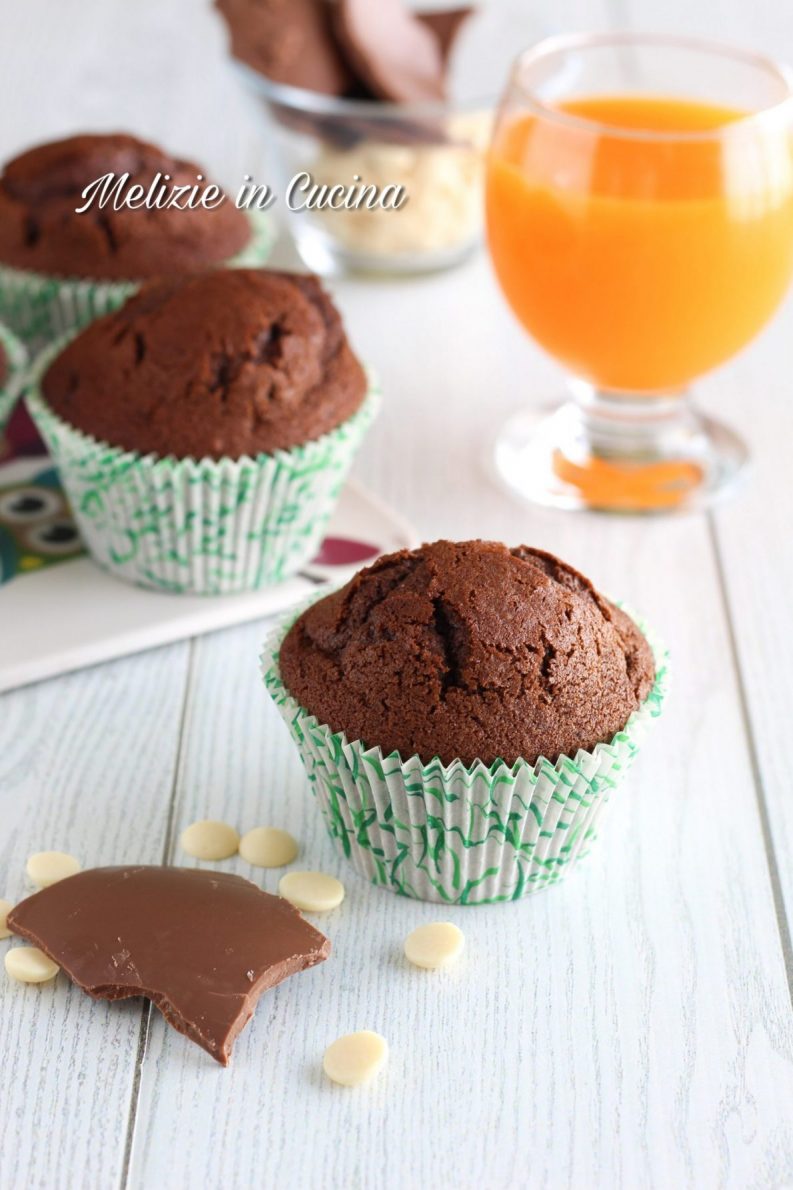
239, 827, 298, 869
180, 820, 240, 861
26, 851, 81, 889
309, 111, 492, 258
5, 946, 59, 984
0, 898, 13, 940
279, 871, 344, 913
323, 1030, 388, 1087
404, 922, 465, 970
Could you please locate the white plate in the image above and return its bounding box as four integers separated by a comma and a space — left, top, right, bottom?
0, 454, 417, 693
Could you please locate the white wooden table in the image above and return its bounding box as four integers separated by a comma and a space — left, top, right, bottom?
1, 2, 793, 1187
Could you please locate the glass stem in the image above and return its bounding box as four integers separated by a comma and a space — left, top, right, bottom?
570, 381, 703, 463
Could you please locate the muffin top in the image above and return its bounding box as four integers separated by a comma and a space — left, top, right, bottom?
0, 133, 251, 279
41, 268, 368, 460
279, 539, 655, 767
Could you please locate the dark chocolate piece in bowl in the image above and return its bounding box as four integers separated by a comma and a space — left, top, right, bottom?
332, 0, 446, 103
0, 133, 252, 281
8, 865, 330, 1065
418, 7, 474, 66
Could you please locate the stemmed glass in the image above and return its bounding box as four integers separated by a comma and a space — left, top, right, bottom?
486, 34, 793, 513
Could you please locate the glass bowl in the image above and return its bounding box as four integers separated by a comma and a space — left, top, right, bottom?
230, 3, 539, 275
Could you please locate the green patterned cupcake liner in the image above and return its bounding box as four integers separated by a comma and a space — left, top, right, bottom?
25, 339, 379, 595
0, 322, 27, 434
263, 597, 669, 904
0, 209, 274, 350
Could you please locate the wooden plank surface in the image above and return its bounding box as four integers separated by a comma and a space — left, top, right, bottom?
1, 0, 792, 1187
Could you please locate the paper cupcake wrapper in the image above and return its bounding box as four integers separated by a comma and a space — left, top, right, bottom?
0, 322, 28, 433
262, 598, 669, 904
0, 209, 274, 350
25, 340, 379, 595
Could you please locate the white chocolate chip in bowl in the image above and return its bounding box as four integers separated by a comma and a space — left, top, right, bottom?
5, 946, 60, 984
0, 898, 13, 940
26, 851, 81, 889
323, 1031, 388, 1087
239, 827, 298, 869
404, 922, 465, 970
279, 871, 344, 913
180, 820, 240, 862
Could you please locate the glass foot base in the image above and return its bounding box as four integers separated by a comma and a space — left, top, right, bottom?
493, 394, 749, 514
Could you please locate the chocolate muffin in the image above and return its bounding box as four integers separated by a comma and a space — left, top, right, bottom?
0, 133, 251, 280
279, 539, 655, 767
42, 268, 367, 460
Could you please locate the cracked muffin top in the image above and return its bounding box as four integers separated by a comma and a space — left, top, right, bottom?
41, 268, 368, 459
0, 133, 251, 279
279, 539, 656, 767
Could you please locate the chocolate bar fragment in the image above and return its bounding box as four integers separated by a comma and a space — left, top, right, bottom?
8, 865, 330, 1065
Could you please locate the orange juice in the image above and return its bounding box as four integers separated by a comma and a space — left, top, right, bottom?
486, 96, 793, 392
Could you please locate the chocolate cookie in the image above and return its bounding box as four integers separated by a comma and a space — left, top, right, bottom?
42, 268, 367, 460
279, 539, 656, 767
0, 133, 251, 280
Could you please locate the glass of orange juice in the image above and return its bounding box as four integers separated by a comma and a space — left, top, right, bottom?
486, 33, 793, 512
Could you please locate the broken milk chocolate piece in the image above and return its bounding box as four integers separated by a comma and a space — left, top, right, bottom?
7, 865, 330, 1065
333, 0, 446, 103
